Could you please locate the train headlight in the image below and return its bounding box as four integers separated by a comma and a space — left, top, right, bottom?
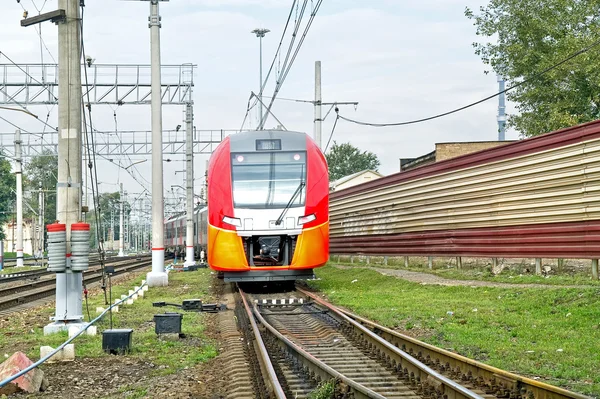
298, 213, 316, 225
222, 216, 242, 227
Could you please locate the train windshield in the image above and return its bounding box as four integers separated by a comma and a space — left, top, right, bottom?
231, 152, 306, 208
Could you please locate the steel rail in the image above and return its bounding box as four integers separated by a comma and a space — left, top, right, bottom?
298, 287, 592, 399
238, 288, 287, 399
294, 287, 483, 399
0, 259, 152, 312
0, 255, 150, 284
241, 290, 388, 399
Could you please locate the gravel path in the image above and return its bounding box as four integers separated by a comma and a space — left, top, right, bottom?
332, 265, 598, 289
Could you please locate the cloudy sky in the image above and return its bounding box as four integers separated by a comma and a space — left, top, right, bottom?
0, 0, 517, 207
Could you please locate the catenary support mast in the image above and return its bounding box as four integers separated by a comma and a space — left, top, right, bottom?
184, 101, 195, 267
44, 0, 85, 334
14, 129, 23, 267
146, 0, 168, 286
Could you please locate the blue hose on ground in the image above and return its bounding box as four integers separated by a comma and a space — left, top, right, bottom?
0, 282, 147, 389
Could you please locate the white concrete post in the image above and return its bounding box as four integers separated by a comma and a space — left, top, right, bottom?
45, 0, 85, 334
38, 183, 44, 260
147, 0, 168, 286
184, 102, 195, 266
14, 129, 24, 267
118, 183, 125, 257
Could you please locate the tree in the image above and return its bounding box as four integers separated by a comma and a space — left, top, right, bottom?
325, 141, 380, 181
466, 1, 600, 137
0, 154, 16, 241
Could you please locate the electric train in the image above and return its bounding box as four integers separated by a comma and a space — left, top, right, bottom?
207, 130, 329, 282
164, 206, 208, 258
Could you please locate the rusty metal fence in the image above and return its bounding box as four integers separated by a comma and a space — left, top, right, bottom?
329, 120, 600, 277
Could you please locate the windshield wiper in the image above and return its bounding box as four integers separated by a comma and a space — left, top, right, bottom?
275, 181, 305, 226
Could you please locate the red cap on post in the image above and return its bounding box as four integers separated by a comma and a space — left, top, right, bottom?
47, 223, 66, 232
71, 223, 90, 231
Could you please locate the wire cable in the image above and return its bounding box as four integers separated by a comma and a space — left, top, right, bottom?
324, 111, 339, 153
260, 0, 324, 128
337, 37, 600, 128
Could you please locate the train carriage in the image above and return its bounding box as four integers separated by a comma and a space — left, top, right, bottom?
207, 130, 329, 282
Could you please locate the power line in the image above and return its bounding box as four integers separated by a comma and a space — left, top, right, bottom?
337, 37, 600, 128
324, 110, 339, 153
260, 0, 324, 129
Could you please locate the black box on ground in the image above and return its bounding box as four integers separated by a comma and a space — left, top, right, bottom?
182, 299, 202, 311
154, 313, 183, 335
102, 328, 133, 355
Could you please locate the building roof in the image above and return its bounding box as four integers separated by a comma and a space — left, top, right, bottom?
330, 169, 384, 188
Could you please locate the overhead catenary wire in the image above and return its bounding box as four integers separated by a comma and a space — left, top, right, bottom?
336, 37, 600, 128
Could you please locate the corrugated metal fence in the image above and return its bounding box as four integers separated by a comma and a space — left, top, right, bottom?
329, 120, 600, 264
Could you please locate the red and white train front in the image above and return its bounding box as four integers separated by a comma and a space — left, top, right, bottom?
207, 130, 329, 282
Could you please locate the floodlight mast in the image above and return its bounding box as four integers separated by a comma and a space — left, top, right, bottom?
252, 28, 270, 128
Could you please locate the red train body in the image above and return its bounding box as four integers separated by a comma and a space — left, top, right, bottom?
207, 130, 329, 282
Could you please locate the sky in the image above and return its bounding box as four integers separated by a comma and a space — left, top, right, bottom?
0, 0, 517, 208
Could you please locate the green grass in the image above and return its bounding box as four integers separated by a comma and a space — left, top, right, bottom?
331, 257, 600, 286
309, 379, 336, 399
0, 269, 217, 377
2, 252, 33, 259
0, 265, 44, 274
309, 266, 600, 397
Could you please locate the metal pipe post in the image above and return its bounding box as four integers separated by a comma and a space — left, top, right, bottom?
259, 35, 263, 124
45, 0, 84, 334
14, 129, 24, 267
314, 61, 322, 149
38, 183, 44, 260
184, 102, 195, 266
118, 183, 125, 256
147, 0, 168, 286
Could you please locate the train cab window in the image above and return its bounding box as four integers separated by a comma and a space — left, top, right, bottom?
231, 152, 306, 208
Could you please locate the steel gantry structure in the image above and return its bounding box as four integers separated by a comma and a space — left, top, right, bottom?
0, 63, 194, 106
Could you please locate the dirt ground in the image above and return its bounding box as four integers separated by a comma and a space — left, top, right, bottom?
2, 271, 230, 399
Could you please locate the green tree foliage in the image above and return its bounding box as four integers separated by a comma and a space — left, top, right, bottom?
325, 141, 380, 181
0, 154, 16, 241
466, 1, 600, 136
24, 151, 58, 226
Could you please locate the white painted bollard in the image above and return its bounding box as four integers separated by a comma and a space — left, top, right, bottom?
112, 306, 119, 313
143, 285, 149, 292
40, 344, 75, 363
86, 326, 97, 336
68, 326, 82, 338
96, 307, 105, 314
126, 298, 134, 305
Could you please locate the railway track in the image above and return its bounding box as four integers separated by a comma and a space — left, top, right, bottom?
0, 257, 152, 315
235, 285, 590, 399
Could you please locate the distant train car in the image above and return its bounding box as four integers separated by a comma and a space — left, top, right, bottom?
164, 206, 208, 258
207, 130, 329, 282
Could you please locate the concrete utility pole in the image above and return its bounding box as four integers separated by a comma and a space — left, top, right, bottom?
38, 182, 44, 260
497, 74, 506, 141
14, 129, 23, 267
118, 183, 125, 257
44, 0, 85, 334
252, 28, 269, 127
184, 102, 195, 266
146, 0, 168, 286
314, 61, 322, 149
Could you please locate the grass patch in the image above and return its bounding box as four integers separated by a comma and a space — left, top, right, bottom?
309, 379, 336, 399
0, 269, 217, 376
309, 266, 600, 397
331, 258, 600, 286
0, 265, 44, 274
